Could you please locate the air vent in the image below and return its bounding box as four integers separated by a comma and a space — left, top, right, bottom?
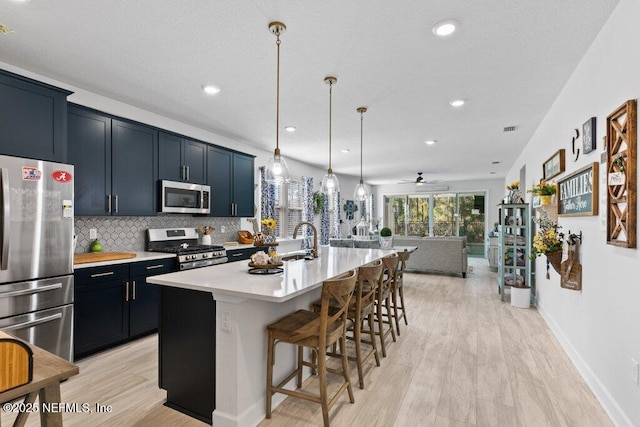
503, 126, 517, 132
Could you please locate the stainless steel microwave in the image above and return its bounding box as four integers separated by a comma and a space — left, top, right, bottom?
160, 180, 211, 214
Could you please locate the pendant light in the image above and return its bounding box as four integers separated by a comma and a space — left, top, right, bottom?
321, 76, 340, 195
265, 21, 290, 184
354, 107, 370, 201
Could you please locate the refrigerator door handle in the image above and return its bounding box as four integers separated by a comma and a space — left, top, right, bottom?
2, 313, 63, 331
1, 167, 9, 270
0, 282, 63, 299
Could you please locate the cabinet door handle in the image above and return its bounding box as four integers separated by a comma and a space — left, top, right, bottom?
132, 280, 136, 300
181, 165, 186, 180
125, 281, 129, 302
231, 253, 243, 257
145, 264, 164, 270
186, 166, 190, 181
90, 271, 114, 278
114, 195, 119, 213
107, 194, 112, 213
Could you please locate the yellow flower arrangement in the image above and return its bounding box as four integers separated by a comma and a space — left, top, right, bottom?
528, 181, 557, 196
531, 215, 562, 258
261, 218, 276, 231
506, 180, 520, 191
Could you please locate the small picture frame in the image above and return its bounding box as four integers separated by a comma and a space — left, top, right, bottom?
543, 149, 566, 180
582, 117, 597, 154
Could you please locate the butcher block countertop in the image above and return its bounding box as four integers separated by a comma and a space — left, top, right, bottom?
73, 252, 175, 269
147, 246, 397, 303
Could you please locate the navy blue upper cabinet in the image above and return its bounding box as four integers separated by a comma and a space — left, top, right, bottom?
0, 69, 72, 162
67, 106, 112, 216
207, 146, 254, 217
158, 132, 206, 184
112, 120, 158, 216
68, 105, 158, 216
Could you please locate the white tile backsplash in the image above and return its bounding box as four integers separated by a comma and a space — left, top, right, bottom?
74, 215, 241, 253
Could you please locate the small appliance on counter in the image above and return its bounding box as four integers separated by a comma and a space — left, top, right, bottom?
0, 154, 74, 361
146, 228, 227, 270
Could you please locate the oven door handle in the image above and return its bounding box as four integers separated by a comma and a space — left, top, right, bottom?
0, 282, 63, 299
1, 167, 10, 270
2, 313, 63, 331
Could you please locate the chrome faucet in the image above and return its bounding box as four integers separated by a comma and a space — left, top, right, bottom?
293, 221, 318, 258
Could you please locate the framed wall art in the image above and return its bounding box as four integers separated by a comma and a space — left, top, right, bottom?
557, 162, 598, 216
543, 149, 565, 180
582, 117, 597, 154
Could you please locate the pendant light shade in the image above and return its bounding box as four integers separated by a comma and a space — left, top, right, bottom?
321, 76, 340, 195
265, 21, 290, 184
354, 107, 370, 202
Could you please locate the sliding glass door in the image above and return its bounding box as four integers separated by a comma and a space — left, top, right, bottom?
384, 191, 486, 256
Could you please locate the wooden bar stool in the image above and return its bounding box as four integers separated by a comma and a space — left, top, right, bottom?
376, 253, 399, 357
312, 260, 384, 389
391, 249, 411, 335
266, 269, 358, 427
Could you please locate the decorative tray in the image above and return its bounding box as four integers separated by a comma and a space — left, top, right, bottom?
248, 261, 283, 275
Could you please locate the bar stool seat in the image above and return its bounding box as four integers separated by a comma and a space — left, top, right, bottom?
266, 269, 358, 427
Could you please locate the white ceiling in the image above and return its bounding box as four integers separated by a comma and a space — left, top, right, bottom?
0, 0, 619, 185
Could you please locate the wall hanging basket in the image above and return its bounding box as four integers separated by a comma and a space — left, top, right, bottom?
546, 251, 562, 276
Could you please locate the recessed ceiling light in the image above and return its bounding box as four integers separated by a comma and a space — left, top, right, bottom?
202, 85, 220, 95
424, 140, 436, 145
432, 20, 458, 37
284, 126, 296, 132
449, 99, 465, 107
489, 171, 496, 175
491, 161, 500, 165
341, 149, 350, 153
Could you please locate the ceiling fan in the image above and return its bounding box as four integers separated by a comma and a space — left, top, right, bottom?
398, 172, 449, 190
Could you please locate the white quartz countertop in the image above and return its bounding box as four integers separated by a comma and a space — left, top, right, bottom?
73, 251, 175, 269
147, 247, 397, 303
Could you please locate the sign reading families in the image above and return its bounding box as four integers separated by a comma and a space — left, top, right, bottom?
558, 162, 599, 216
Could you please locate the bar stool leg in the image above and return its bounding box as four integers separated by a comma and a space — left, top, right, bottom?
392, 288, 401, 336
367, 311, 380, 366
318, 347, 330, 426
340, 333, 355, 403
399, 284, 408, 325
385, 296, 397, 342
266, 333, 275, 419
354, 311, 364, 389
297, 345, 303, 387
376, 299, 387, 357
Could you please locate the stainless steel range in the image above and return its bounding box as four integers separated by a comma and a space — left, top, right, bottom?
146, 228, 228, 270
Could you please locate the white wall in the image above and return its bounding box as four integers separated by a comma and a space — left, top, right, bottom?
505, 1, 640, 424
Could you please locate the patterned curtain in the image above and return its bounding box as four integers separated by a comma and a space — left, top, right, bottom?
320, 192, 330, 245
333, 192, 341, 238
301, 177, 313, 250
260, 166, 275, 221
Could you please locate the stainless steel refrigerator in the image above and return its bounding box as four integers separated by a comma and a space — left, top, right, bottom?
0, 154, 74, 361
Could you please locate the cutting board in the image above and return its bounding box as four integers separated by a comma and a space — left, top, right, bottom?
74, 252, 137, 265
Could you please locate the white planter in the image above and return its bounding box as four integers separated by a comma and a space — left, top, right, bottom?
380, 236, 393, 249
511, 286, 531, 308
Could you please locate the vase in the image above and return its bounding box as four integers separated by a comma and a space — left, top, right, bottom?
540, 195, 552, 206
511, 285, 531, 308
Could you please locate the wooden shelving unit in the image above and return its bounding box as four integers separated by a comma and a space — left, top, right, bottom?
497, 203, 533, 302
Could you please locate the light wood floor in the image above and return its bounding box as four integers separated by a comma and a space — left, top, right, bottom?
1, 258, 611, 426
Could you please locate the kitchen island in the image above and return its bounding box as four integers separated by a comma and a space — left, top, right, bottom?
147, 246, 397, 427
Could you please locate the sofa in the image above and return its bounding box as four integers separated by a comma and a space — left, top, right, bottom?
392, 236, 468, 278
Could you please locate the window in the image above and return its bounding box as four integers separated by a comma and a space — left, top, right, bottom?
273, 178, 303, 238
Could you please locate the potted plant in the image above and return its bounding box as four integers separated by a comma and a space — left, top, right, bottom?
528, 181, 557, 205
379, 227, 393, 249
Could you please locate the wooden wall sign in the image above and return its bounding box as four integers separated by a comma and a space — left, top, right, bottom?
557, 163, 598, 216
543, 149, 566, 180
606, 99, 637, 248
